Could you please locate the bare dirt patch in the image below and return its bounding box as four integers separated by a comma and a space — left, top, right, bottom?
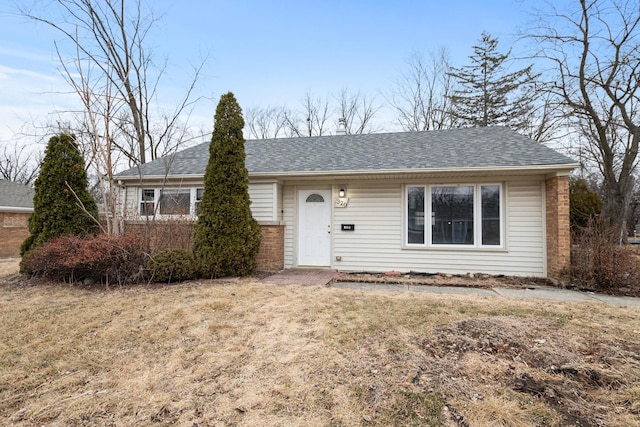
337, 271, 552, 289
338, 271, 640, 297
1, 276, 639, 426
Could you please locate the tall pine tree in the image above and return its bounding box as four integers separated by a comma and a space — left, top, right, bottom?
193, 92, 261, 278
21, 133, 99, 255
448, 32, 537, 132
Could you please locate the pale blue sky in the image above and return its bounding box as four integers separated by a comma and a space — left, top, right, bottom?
0, 0, 563, 148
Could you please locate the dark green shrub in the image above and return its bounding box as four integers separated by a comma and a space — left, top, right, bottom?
570, 177, 602, 233
22, 133, 99, 255
21, 234, 145, 285
193, 92, 261, 278
146, 249, 196, 283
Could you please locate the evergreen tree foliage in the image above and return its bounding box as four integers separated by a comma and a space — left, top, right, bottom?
193, 92, 261, 278
21, 133, 99, 255
570, 176, 603, 232
448, 32, 537, 132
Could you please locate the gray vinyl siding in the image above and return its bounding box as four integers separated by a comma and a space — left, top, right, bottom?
283, 177, 546, 277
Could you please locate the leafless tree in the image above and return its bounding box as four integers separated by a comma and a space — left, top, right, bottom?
518, 88, 567, 143
387, 49, 458, 131
21, 0, 204, 165
334, 88, 382, 134
0, 143, 41, 185
529, 0, 640, 243
20, 0, 206, 233
284, 93, 331, 137
245, 105, 291, 139
247, 89, 382, 139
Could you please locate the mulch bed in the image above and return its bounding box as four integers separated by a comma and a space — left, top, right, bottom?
336, 271, 640, 297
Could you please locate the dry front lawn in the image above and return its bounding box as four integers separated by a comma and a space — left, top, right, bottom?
0, 258, 19, 277
1, 276, 639, 426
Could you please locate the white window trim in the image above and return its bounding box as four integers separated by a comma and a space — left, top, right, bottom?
140, 188, 157, 217
194, 188, 204, 217
139, 187, 204, 218
404, 183, 504, 249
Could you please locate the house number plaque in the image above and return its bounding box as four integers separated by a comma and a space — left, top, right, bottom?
335, 198, 349, 208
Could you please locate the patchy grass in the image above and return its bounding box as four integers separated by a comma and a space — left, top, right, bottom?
1, 277, 639, 426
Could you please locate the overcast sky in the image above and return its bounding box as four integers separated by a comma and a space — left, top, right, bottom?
0, 0, 569, 153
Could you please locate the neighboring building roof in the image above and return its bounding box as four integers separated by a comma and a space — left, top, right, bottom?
0, 180, 34, 211
116, 127, 578, 179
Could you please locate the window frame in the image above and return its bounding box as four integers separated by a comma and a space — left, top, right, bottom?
404, 183, 504, 249
140, 188, 156, 216
139, 187, 204, 218
158, 188, 192, 216
194, 188, 204, 216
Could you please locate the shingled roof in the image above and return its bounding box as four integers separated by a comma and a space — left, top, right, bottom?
0, 180, 34, 210
116, 127, 577, 179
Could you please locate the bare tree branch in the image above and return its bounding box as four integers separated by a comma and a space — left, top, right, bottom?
245, 105, 290, 139
20, 0, 207, 233
334, 88, 382, 134
20, 0, 205, 166
284, 93, 331, 137
528, 0, 640, 243
0, 144, 41, 185
387, 49, 458, 131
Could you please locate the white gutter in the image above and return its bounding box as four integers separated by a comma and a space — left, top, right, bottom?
116, 174, 204, 181
0, 206, 34, 213
115, 163, 579, 182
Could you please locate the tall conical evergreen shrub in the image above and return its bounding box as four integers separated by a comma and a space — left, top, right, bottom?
21, 133, 99, 255
193, 92, 261, 278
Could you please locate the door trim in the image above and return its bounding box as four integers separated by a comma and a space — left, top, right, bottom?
296, 188, 332, 267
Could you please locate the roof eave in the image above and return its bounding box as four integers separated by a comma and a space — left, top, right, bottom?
115, 174, 205, 182
116, 163, 579, 182
248, 163, 580, 179
0, 206, 34, 212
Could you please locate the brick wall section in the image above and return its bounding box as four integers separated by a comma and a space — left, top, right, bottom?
0, 212, 31, 257
123, 221, 284, 273
255, 224, 285, 272
545, 175, 570, 279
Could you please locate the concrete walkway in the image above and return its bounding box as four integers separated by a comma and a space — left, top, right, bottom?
260, 269, 639, 307
332, 282, 640, 307
261, 269, 340, 286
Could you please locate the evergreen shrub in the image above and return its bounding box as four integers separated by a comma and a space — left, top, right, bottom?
146, 249, 196, 283
193, 92, 261, 278
569, 177, 602, 233
21, 133, 99, 255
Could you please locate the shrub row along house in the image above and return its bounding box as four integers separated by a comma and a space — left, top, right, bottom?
115, 127, 577, 279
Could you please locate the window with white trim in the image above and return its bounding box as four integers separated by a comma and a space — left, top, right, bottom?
159, 189, 191, 215
481, 185, 501, 245
406, 183, 503, 247
139, 187, 205, 217
194, 188, 204, 216
140, 189, 156, 216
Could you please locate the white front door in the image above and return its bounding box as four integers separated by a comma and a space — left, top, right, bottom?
298, 189, 331, 266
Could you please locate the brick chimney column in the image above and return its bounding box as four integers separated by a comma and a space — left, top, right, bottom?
545, 175, 570, 279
